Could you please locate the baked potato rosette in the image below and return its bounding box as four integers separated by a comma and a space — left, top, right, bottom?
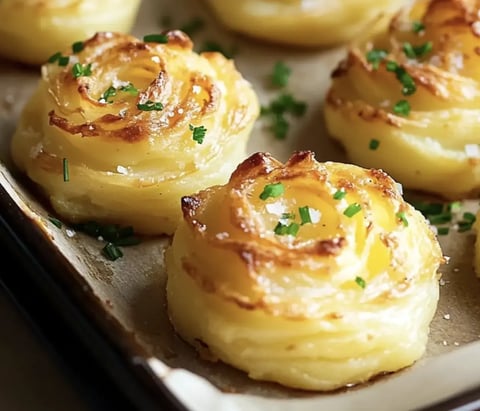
165, 150, 444, 391
10, 31, 259, 235
325, 0, 480, 199
0, 0, 141, 65
205, 0, 407, 47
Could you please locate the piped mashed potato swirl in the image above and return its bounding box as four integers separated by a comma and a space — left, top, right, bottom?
325, 0, 480, 199
205, 0, 408, 47
166, 150, 444, 391
10, 31, 259, 235
0, 0, 141, 65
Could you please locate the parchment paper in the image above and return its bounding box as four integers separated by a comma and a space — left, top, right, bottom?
1, 0, 480, 410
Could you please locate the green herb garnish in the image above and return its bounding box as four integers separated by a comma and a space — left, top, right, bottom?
393, 100, 411, 116
72, 41, 84, 54
143, 34, 169, 43
72, 63, 92, 79
412, 21, 425, 33
344, 203, 362, 217
261, 93, 307, 139
355, 276, 366, 289
403, 41, 433, 59
369, 139, 380, 150
119, 83, 139, 96
47, 52, 62, 63
58, 56, 70, 66
396, 211, 409, 227
63, 158, 69, 182
274, 222, 300, 236
437, 227, 450, 235
366, 49, 388, 70
48, 216, 63, 228
386, 61, 416, 96
271, 61, 291, 87
99, 86, 117, 103
189, 124, 207, 144
260, 182, 284, 200
333, 189, 346, 200
137, 100, 164, 111
102, 243, 124, 261
299, 206, 312, 225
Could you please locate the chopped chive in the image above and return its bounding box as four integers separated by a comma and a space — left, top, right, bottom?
281, 212, 295, 220
271, 113, 289, 139
448, 201, 462, 213
344, 203, 362, 217
412, 21, 425, 33
62, 158, 69, 182
99, 224, 122, 242
369, 139, 380, 150
99, 86, 117, 103
58, 56, 70, 66
393, 100, 411, 116
271, 61, 291, 87
463, 212, 476, 223
189, 124, 207, 144
261, 93, 307, 139
119, 83, 139, 96
298, 206, 312, 225
366, 49, 388, 70
427, 212, 452, 225
143, 33, 169, 43
403, 41, 433, 59
333, 189, 346, 200
72, 63, 92, 79
396, 211, 409, 226
274, 222, 300, 236
412, 201, 444, 216
457, 221, 474, 232
102, 242, 123, 261
437, 227, 450, 235
47, 52, 62, 63
259, 182, 284, 200
72, 41, 84, 54
48, 216, 63, 228
137, 100, 164, 111
355, 276, 366, 289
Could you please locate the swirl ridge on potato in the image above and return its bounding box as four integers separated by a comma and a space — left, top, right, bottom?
165, 150, 444, 391
0, 0, 141, 65
11, 31, 260, 235
325, 0, 480, 199
205, 0, 408, 47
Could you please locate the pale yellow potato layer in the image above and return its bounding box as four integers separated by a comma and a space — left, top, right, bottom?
325, 0, 480, 199
11, 31, 259, 235
166, 151, 444, 391
205, 0, 408, 47
0, 0, 141, 65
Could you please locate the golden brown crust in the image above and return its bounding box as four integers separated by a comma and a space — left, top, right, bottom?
166, 150, 444, 391
10, 31, 259, 234
324, 0, 480, 199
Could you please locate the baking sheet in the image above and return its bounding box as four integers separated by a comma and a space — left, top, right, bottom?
1, 0, 480, 409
